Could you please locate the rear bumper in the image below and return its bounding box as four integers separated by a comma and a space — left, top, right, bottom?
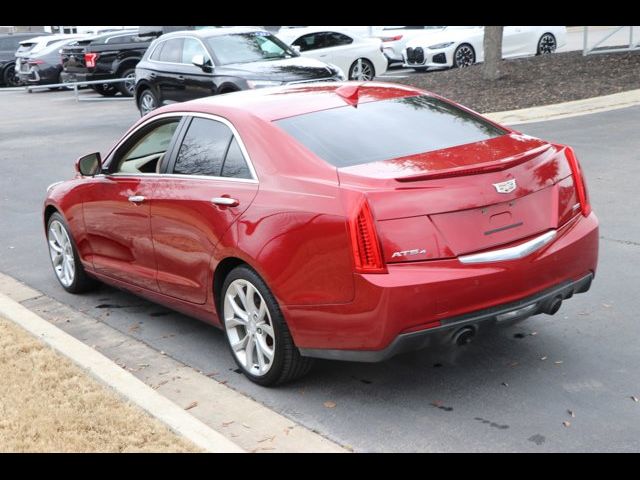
288, 212, 599, 359
300, 273, 593, 362
60, 71, 110, 83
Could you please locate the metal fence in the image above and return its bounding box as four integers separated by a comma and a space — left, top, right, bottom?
1, 77, 133, 102
583, 26, 639, 55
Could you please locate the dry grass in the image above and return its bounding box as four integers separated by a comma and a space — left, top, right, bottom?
0, 316, 201, 452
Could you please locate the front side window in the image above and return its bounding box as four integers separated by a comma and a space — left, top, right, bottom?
182, 38, 211, 64
113, 120, 180, 174
205, 32, 296, 65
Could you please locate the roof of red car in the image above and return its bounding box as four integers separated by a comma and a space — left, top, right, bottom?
159, 81, 427, 122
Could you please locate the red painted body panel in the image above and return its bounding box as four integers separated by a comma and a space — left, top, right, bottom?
43, 81, 599, 358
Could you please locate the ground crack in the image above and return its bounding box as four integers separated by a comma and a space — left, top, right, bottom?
599, 236, 640, 247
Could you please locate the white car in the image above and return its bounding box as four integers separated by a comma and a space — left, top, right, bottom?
277, 27, 387, 80
403, 26, 567, 71
371, 26, 446, 65
15, 33, 88, 58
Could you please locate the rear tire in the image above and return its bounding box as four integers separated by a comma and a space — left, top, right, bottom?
3, 64, 21, 87
116, 68, 136, 97
46, 212, 99, 294
221, 265, 313, 386
348, 58, 375, 80
138, 88, 159, 116
91, 83, 118, 97
537, 33, 557, 55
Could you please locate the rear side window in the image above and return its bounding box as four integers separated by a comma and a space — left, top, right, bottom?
157, 38, 183, 63
173, 118, 253, 179
275, 95, 507, 167
174, 118, 233, 176
105, 34, 139, 44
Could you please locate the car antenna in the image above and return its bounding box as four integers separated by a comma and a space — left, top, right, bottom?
335, 82, 365, 107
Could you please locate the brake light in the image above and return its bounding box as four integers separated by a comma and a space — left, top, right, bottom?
348, 198, 387, 273
84, 52, 99, 68
380, 35, 403, 42
564, 146, 591, 216
28, 59, 44, 65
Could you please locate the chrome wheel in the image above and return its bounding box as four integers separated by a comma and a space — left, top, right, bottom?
538, 33, 557, 54
123, 72, 136, 95
48, 220, 75, 288
139, 90, 156, 116
350, 59, 374, 81
224, 279, 276, 377
454, 44, 475, 68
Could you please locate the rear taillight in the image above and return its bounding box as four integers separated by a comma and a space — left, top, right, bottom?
84, 52, 99, 68
348, 198, 387, 274
380, 34, 403, 42
28, 59, 44, 65
564, 146, 591, 216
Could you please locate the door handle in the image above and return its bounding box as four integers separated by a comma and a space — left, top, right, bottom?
211, 197, 239, 207
128, 195, 145, 204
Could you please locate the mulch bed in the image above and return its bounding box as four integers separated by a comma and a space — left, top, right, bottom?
392, 50, 640, 113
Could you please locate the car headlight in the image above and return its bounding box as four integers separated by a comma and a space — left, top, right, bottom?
428, 42, 454, 50
327, 63, 346, 81
246, 80, 283, 89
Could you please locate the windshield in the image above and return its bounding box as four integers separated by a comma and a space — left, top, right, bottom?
275, 95, 507, 168
205, 32, 297, 65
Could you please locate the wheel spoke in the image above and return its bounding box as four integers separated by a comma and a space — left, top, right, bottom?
233, 283, 248, 310
255, 340, 266, 371
227, 293, 248, 322
49, 238, 62, 253
257, 335, 274, 361
245, 335, 255, 367
231, 334, 249, 352
258, 322, 274, 338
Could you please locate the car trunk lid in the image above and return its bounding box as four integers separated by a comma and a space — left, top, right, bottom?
338, 134, 574, 261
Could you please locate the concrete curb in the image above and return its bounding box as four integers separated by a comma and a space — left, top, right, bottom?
485, 89, 640, 126
0, 292, 244, 453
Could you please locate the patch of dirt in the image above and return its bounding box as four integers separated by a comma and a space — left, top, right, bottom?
392, 50, 640, 113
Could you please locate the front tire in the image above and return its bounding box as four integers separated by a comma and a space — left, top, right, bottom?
47, 212, 98, 294
116, 68, 136, 97
453, 43, 476, 68
138, 88, 159, 116
221, 266, 313, 386
348, 58, 375, 80
537, 33, 557, 55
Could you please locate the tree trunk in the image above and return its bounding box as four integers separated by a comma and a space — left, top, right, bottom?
483, 26, 504, 80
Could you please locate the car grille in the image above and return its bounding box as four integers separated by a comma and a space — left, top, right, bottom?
433, 53, 447, 64
406, 47, 425, 64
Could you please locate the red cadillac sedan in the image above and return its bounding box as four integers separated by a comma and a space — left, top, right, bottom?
44, 82, 598, 385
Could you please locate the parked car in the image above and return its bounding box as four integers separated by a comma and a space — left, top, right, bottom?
16, 37, 90, 87
44, 81, 598, 386
404, 26, 567, 71
0, 32, 49, 87
372, 26, 446, 66
276, 27, 387, 80
134, 27, 344, 116
60, 30, 152, 97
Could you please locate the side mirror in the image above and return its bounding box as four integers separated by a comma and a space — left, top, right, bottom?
192, 54, 212, 72
291, 45, 301, 54
75, 152, 101, 176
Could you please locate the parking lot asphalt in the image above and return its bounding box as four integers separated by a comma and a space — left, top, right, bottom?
1, 88, 639, 452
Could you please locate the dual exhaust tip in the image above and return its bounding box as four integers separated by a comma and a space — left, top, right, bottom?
451, 295, 564, 347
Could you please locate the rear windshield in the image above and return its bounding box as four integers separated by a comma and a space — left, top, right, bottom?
275, 95, 507, 168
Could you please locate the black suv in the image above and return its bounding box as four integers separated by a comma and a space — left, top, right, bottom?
0, 32, 45, 87
60, 30, 152, 96
134, 27, 344, 115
